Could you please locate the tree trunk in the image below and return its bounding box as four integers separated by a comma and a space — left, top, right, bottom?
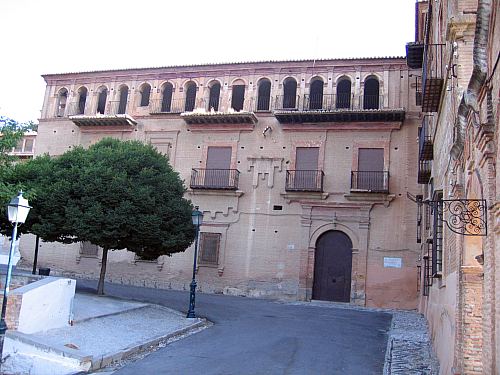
97, 247, 108, 295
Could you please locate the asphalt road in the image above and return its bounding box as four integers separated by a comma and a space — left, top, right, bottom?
77, 281, 391, 375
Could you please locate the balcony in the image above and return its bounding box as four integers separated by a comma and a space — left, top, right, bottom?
190, 169, 240, 190
419, 115, 434, 160
418, 160, 431, 184
422, 44, 445, 112
149, 98, 185, 114
406, 42, 425, 69
69, 101, 136, 128
274, 94, 405, 124
285, 170, 324, 192
350, 171, 389, 193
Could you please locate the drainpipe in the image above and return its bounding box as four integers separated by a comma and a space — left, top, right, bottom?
450, 0, 492, 159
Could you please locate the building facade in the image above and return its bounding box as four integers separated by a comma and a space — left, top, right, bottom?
410, 0, 499, 373
21, 57, 423, 309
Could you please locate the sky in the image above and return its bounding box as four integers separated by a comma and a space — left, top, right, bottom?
0, 0, 416, 123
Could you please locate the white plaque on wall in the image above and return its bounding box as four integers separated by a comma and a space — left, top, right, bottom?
384, 257, 402, 268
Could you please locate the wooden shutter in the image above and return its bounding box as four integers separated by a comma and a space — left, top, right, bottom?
205, 147, 232, 187
294, 147, 319, 189
199, 233, 220, 265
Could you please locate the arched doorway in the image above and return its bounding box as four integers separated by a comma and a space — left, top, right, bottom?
313, 230, 353, 302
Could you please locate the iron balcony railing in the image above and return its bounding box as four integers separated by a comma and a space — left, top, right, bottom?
350, 171, 389, 193
419, 115, 434, 160
255, 95, 272, 111
149, 98, 185, 114
360, 94, 383, 110
422, 43, 445, 112
190, 169, 240, 190
303, 94, 354, 111
285, 170, 324, 192
274, 95, 301, 110
417, 160, 432, 184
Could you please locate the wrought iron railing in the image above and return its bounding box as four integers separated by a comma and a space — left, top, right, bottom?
255, 95, 272, 111
360, 94, 383, 110
350, 171, 389, 193
274, 95, 300, 110
302, 94, 354, 111
190, 169, 240, 190
150, 98, 185, 114
419, 115, 434, 160
285, 170, 324, 192
417, 160, 431, 184
422, 43, 445, 112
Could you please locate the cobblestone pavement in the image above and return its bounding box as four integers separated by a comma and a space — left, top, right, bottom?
383, 310, 440, 375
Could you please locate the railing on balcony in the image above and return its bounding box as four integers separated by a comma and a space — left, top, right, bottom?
150, 98, 185, 114
255, 95, 272, 111
422, 43, 445, 112
285, 170, 324, 192
302, 94, 354, 111
419, 115, 434, 160
350, 171, 389, 193
360, 95, 383, 110
418, 160, 432, 184
274, 95, 300, 110
67, 102, 87, 116
190, 169, 240, 190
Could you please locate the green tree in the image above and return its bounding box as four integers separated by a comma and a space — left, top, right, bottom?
2, 138, 196, 294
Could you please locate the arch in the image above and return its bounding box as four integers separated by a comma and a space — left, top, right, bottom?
96, 86, 108, 114
282, 77, 297, 109
139, 83, 151, 107
184, 81, 197, 111
56, 88, 68, 117
77, 86, 88, 115
207, 79, 222, 88
309, 223, 359, 251
257, 78, 272, 111
363, 76, 380, 109
161, 82, 174, 112
336, 78, 352, 109
231, 78, 246, 86
313, 230, 353, 302
118, 85, 129, 114
309, 77, 324, 110
208, 82, 221, 111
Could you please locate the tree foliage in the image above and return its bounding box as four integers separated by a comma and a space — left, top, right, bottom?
1, 138, 196, 294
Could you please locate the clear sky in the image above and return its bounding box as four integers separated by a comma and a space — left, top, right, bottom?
0, 0, 416, 122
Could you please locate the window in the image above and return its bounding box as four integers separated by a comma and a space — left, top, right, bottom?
198, 233, 220, 265
363, 77, 380, 109
257, 79, 271, 111
184, 82, 197, 112
24, 138, 34, 152
231, 83, 245, 111
161, 83, 173, 112
309, 79, 324, 110
118, 85, 129, 114
97, 87, 107, 114
56, 88, 68, 117
336, 79, 351, 109
355, 148, 386, 191
283, 78, 297, 109
77, 87, 87, 115
208, 83, 221, 111
81, 242, 98, 257
205, 146, 232, 187
286, 147, 321, 191
432, 191, 443, 275
139, 83, 151, 107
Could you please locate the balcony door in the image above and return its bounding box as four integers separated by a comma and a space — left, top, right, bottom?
206, 147, 232, 188
294, 147, 319, 190
357, 148, 384, 190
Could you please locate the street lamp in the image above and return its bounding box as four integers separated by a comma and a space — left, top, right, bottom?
187, 206, 203, 318
0, 192, 31, 360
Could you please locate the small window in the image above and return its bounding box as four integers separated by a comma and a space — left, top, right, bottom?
336, 79, 351, 109
257, 79, 271, 111
208, 83, 221, 111
77, 87, 87, 115
81, 242, 98, 257
185, 82, 197, 112
97, 87, 108, 114
140, 83, 151, 107
231, 84, 245, 111
198, 233, 220, 265
24, 138, 34, 152
363, 77, 380, 109
161, 83, 173, 112
56, 88, 68, 117
118, 86, 129, 114
283, 78, 297, 109
309, 79, 324, 110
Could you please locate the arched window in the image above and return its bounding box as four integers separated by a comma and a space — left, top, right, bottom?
257, 79, 271, 111
139, 83, 151, 107
161, 83, 173, 112
309, 79, 324, 110
56, 88, 68, 117
363, 77, 380, 109
231, 80, 245, 111
208, 83, 221, 111
77, 87, 87, 115
283, 78, 297, 109
336, 79, 351, 109
184, 82, 197, 112
97, 87, 108, 114
118, 85, 129, 114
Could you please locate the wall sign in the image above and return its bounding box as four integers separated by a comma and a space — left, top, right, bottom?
384, 257, 402, 268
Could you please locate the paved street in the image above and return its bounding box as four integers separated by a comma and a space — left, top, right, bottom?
78, 280, 391, 375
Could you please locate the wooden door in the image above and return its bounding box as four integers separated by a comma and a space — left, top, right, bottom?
313, 231, 352, 302
358, 148, 384, 190
205, 147, 232, 187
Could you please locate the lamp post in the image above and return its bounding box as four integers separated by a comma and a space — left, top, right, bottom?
0, 192, 31, 360
187, 206, 203, 318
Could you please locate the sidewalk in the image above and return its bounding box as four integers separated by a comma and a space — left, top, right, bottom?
2, 292, 210, 375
